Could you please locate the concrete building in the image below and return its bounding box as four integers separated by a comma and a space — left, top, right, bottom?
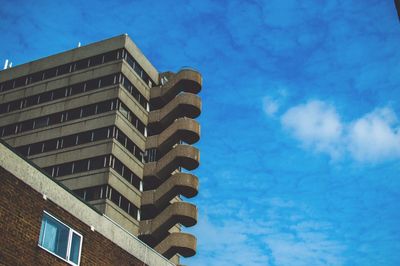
0, 34, 201, 264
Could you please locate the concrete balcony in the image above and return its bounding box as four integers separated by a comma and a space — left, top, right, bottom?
148, 93, 201, 135
143, 144, 200, 187
150, 69, 202, 109
141, 172, 198, 219
146, 117, 200, 155
155, 232, 196, 259
139, 201, 197, 246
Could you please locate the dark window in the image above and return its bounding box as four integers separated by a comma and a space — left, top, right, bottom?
34, 117, 49, 129
126, 56, 135, 69
116, 131, 126, 147
2, 80, 14, 91
30, 72, 44, 83
120, 197, 129, 212
85, 186, 102, 201
75, 59, 89, 71
74, 189, 85, 199
58, 162, 73, 176
89, 156, 105, 170
14, 76, 27, 87
8, 100, 22, 112
126, 141, 135, 154
42, 166, 54, 177
132, 174, 140, 189
20, 120, 34, 132
101, 75, 115, 87
122, 169, 132, 183
89, 55, 103, 66
44, 68, 57, 79
77, 131, 92, 145
30, 142, 43, 155
97, 101, 112, 114
113, 159, 124, 175
0, 104, 8, 113
43, 139, 58, 153
57, 64, 71, 76
67, 108, 81, 121
62, 135, 77, 148
93, 127, 109, 141
110, 189, 120, 205
137, 122, 145, 135
73, 160, 88, 174
38, 92, 52, 104
85, 79, 99, 91
128, 205, 137, 218
52, 88, 67, 100
70, 83, 85, 96
81, 105, 96, 117
15, 145, 29, 156
103, 50, 119, 63
49, 113, 63, 125
25, 95, 39, 107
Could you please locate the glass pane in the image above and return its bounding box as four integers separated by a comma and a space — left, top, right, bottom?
69, 232, 81, 264
39, 213, 69, 259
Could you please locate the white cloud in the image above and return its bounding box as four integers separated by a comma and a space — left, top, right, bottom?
263, 96, 280, 116
184, 198, 345, 266
273, 100, 400, 163
348, 108, 400, 162
281, 100, 343, 158
186, 215, 271, 266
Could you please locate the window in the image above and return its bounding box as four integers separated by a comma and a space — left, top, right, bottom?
44, 68, 57, 79
58, 64, 71, 76
52, 88, 67, 100
38, 212, 83, 265
70, 83, 85, 96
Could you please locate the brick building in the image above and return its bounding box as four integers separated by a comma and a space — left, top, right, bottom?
0, 140, 175, 265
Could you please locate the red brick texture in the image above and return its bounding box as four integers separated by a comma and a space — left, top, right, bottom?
0, 167, 148, 266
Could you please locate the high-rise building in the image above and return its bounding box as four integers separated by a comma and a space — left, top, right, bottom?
0, 34, 201, 264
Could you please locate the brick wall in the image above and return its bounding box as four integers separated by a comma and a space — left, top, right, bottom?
0, 166, 148, 266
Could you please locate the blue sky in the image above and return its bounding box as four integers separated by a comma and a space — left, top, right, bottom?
1, 0, 400, 265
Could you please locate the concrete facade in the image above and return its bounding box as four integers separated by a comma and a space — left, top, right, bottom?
0, 34, 201, 264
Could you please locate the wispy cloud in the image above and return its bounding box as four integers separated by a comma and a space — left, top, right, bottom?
281, 100, 343, 158
275, 100, 400, 163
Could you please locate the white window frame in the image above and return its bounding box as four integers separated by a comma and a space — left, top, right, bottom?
38, 211, 83, 266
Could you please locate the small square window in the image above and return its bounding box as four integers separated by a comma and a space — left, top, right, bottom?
38, 212, 82, 266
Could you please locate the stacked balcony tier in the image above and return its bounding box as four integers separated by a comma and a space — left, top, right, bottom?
139, 69, 202, 259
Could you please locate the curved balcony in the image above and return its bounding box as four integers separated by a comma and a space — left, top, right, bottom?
146, 117, 200, 155
144, 144, 200, 187
141, 172, 199, 219
148, 93, 201, 135
151, 69, 202, 109
139, 201, 197, 246
155, 232, 196, 259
